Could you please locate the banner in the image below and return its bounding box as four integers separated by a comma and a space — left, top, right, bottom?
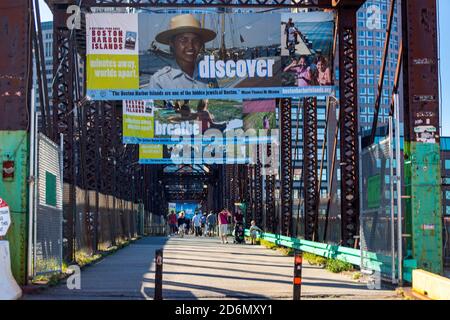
139, 144, 250, 165
171, 202, 199, 220
86, 13, 139, 90
281, 12, 335, 89
124, 99, 277, 145
168, 203, 177, 215
86, 11, 335, 100
123, 100, 154, 142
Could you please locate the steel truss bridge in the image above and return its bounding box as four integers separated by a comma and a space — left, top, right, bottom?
0, 0, 443, 284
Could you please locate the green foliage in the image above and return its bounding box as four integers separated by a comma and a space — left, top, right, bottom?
325, 258, 354, 273
352, 272, 362, 280
260, 239, 294, 256
32, 273, 61, 286
303, 252, 327, 266
260, 239, 278, 250
278, 247, 295, 256
75, 251, 102, 267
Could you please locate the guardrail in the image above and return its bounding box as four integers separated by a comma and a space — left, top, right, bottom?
245, 230, 415, 283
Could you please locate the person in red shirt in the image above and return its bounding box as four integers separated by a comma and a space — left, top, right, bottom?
218, 208, 232, 244
168, 210, 178, 236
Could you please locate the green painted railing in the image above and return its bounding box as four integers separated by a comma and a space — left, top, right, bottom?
245, 230, 415, 283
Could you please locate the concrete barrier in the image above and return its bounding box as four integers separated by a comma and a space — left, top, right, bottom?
0, 241, 22, 300
412, 269, 450, 300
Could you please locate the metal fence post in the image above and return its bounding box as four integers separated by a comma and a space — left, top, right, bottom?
293, 250, 303, 300
154, 249, 163, 300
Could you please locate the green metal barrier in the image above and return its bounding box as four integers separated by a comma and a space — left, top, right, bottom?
0, 131, 29, 285
245, 230, 415, 283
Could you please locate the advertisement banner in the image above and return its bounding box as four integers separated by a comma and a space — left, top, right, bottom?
125, 99, 243, 144
86, 13, 139, 90
124, 99, 277, 145
86, 11, 335, 101
168, 202, 177, 215
123, 100, 154, 142
172, 202, 199, 220
138, 144, 250, 165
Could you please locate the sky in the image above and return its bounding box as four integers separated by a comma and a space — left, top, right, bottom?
38, 0, 450, 135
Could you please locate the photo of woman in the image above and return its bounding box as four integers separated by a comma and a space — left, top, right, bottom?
283, 55, 313, 87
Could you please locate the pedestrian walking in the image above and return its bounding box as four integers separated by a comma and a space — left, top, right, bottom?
206, 210, 217, 237
218, 208, 232, 244
177, 211, 186, 238
201, 213, 207, 237
168, 210, 178, 236
192, 211, 202, 236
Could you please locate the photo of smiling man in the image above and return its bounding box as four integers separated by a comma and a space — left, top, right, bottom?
145, 14, 218, 89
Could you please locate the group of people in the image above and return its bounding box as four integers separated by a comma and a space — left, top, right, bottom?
284, 55, 332, 87
167, 210, 217, 238
167, 208, 264, 245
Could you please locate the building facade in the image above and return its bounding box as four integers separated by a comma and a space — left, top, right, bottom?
357, 0, 401, 130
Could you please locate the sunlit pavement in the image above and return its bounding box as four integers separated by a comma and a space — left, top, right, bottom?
24, 236, 401, 300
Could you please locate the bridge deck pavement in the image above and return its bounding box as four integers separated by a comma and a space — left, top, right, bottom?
24, 235, 401, 300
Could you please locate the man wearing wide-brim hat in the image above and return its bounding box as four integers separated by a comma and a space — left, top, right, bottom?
146, 14, 218, 89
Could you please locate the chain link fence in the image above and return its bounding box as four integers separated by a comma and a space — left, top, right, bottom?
34, 133, 63, 276
360, 137, 397, 282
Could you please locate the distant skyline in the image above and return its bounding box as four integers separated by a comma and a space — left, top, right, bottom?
38, 0, 450, 136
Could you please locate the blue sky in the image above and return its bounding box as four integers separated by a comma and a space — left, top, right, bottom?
38, 0, 450, 135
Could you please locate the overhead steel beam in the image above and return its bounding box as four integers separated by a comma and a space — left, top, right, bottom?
58, 0, 334, 9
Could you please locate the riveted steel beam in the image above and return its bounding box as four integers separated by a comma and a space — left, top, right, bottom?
280, 98, 293, 236
337, 6, 360, 247
303, 97, 319, 241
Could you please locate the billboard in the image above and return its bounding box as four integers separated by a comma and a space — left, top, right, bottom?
281, 12, 335, 89
124, 99, 244, 144
124, 99, 278, 145
86, 11, 335, 101
138, 143, 250, 165
86, 14, 139, 90
123, 100, 154, 141
170, 202, 199, 220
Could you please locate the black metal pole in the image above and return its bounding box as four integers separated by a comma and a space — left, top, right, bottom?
154, 249, 163, 300
293, 250, 303, 300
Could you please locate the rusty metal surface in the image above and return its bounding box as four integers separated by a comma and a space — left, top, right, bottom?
0, 0, 30, 130
303, 97, 319, 241
52, 7, 77, 262
338, 6, 360, 247
56, 0, 335, 8
254, 150, 263, 227
280, 98, 293, 236
402, 0, 440, 143
265, 144, 276, 233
